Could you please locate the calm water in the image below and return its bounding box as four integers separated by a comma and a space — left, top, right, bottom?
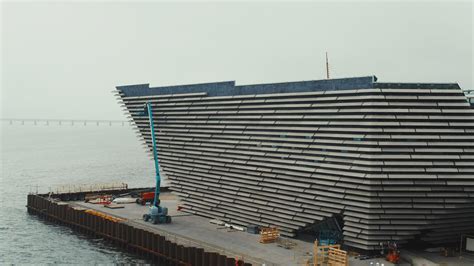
0, 123, 157, 264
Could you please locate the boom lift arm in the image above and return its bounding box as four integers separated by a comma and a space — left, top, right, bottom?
147, 102, 161, 207
142, 102, 171, 224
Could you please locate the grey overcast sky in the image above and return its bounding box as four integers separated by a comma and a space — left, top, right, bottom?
1, 1, 472, 120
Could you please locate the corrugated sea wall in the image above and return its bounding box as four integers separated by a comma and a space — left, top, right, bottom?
27, 193, 251, 266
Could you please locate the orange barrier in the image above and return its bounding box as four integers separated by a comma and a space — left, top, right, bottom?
84, 209, 125, 223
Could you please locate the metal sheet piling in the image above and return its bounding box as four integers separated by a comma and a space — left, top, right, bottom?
26, 192, 249, 266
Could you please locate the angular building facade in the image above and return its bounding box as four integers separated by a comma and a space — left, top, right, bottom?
116, 76, 474, 250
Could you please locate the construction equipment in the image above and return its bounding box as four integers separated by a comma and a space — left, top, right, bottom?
136, 191, 155, 205
111, 188, 153, 200
384, 241, 400, 263
140, 102, 172, 224
86, 195, 112, 205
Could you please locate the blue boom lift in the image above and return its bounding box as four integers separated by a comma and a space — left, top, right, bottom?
141, 102, 172, 224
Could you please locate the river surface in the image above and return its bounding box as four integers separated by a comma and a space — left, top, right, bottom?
0, 123, 157, 264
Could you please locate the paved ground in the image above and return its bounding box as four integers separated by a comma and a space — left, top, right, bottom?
401, 249, 474, 266
73, 193, 474, 266
74, 193, 314, 265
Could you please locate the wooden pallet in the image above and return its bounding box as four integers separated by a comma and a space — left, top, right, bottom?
259, 227, 280, 243
313, 240, 348, 266
328, 247, 348, 266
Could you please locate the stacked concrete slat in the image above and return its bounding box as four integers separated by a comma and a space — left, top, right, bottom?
116, 77, 474, 250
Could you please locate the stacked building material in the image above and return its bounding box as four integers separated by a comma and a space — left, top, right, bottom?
116, 76, 474, 250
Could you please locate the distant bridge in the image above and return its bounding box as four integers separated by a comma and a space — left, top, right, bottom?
1, 118, 132, 126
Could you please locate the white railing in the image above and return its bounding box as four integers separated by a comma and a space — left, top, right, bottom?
27, 182, 129, 195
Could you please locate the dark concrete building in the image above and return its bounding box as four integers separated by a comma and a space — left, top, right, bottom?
116, 76, 474, 250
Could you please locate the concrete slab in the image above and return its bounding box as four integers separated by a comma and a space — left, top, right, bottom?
73, 193, 314, 265
401, 249, 474, 266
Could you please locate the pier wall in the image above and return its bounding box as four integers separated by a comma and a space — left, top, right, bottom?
27, 193, 250, 266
